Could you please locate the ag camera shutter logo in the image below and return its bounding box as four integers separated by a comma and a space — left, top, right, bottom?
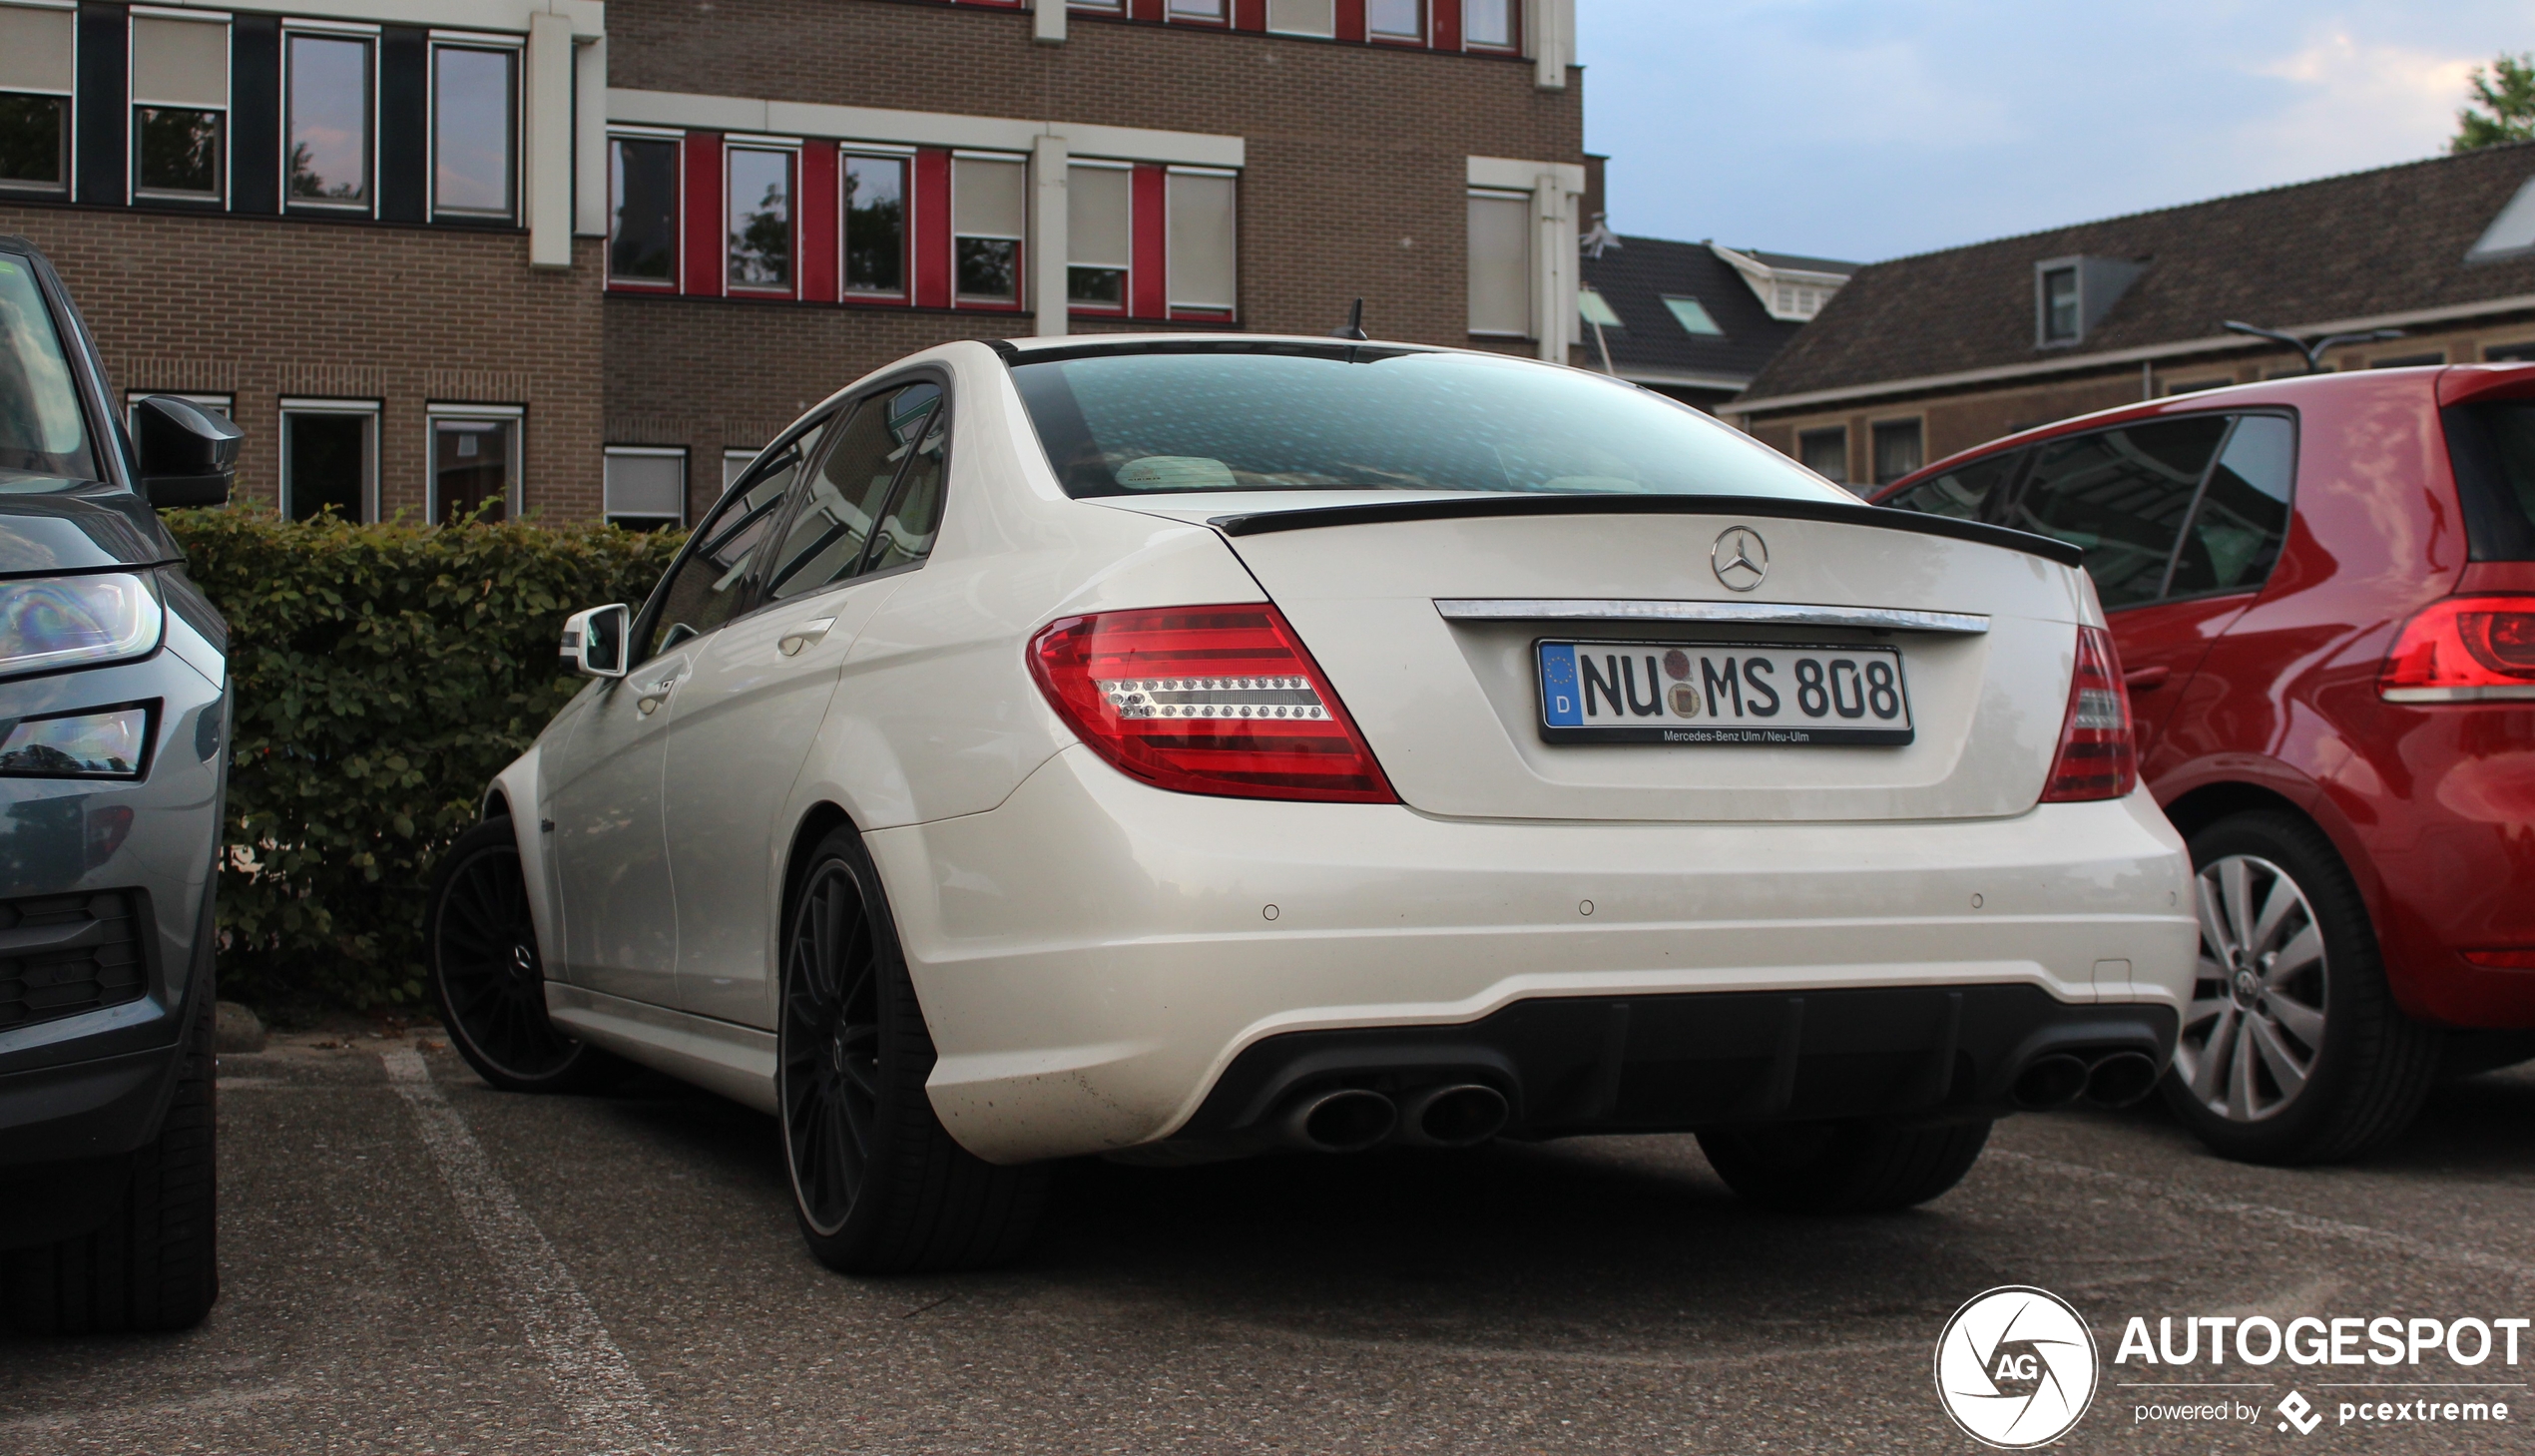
1935, 1286, 2100, 1448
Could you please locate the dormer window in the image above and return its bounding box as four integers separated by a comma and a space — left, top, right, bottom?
2041, 266, 2079, 342
2032, 253, 2144, 348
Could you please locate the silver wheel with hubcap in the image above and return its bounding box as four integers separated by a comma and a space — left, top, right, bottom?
2175, 852, 2326, 1124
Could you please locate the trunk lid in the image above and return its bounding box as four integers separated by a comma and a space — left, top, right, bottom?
1101, 492, 2091, 823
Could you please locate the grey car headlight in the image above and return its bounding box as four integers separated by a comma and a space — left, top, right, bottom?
0, 703, 154, 778
0, 572, 164, 677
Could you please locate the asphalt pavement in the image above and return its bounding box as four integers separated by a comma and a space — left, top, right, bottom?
6, 1031, 2534, 1455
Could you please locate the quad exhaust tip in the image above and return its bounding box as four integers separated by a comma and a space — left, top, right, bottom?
1279, 1088, 1397, 1153
1399, 1084, 1511, 1148
2009, 1053, 2091, 1110
2082, 1050, 2160, 1108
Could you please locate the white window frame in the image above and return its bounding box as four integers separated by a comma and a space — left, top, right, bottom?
427, 29, 523, 225
607, 125, 684, 289
1066, 157, 1132, 315
1165, 0, 1229, 23
128, 5, 233, 209
1165, 164, 1238, 315
0, 0, 77, 200
839, 143, 915, 301
602, 444, 688, 529
1465, 186, 1532, 338
278, 396, 380, 523
724, 133, 802, 297
126, 391, 233, 435
951, 149, 1029, 310
1461, 0, 1519, 51
280, 20, 378, 218
1366, 0, 1425, 42
425, 402, 524, 522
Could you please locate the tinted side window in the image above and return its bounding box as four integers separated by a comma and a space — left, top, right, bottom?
2168, 415, 2294, 597
1885, 449, 2021, 521
2007, 416, 2230, 610
862, 403, 947, 575
641, 443, 803, 661
2440, 401, 2535, 561
763, 381, 943, 603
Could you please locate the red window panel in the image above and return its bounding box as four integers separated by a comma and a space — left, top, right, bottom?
1131, 164, 1168, 320
1433, 0, 1460, 50
1233, 0, 1266, 29
1335, 0, 1365, 43
914, 149, 952, 309
1129, 0, 1163, 19
799, 146, 839, 303
683, 130, 724, 297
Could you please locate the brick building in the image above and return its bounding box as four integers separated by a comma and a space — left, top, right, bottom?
1729, 144, 2535, 491
0, 0, 1585, 525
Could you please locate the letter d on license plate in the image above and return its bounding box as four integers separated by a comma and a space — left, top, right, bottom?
1537, 640, 1914, 746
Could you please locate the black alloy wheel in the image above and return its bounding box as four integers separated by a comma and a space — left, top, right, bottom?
776, 825, 1050, 1273
427, 816, 622, 1093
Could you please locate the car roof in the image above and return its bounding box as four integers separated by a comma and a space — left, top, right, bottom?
1878, 361, 2535, 498
995, 332, 1533, 367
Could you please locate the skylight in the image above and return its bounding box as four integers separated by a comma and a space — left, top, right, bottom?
2469, 175, 2535, 261
1663, 295, 1723, 336
1580, 286, 1624, 327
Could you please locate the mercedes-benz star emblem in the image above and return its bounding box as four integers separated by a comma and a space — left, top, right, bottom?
1712, 526, 1770, 592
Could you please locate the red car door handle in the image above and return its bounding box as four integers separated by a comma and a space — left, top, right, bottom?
2125, 666, 2171, 691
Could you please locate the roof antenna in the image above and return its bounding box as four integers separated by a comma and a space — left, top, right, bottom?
1329, 297, 1368, 341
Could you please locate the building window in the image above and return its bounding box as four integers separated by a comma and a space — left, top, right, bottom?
603, 446, 687, 530
609, 134, 679, 284
723, 447, 760, 491
285, 32, 372, 211
0, 4, 74, 198
127, 391, 232, 426
1464, 0, 1517, 49
1068, 162, 1131, 310
1871, 419, 1923, 486
2040, 265, 2078, 343
2166, 378, 2233, 395
1662, 295, 1723, 336
1798, 426, 1847, 484
1167, 0, 1228, 20
429, 407, 522, 524
279, 400, 377, 522
1266, 0, 1334, 36
1167, 168, 1236, 315
727, 144, 794, 291
953, 153, 1026, 306
2368, 352, 2446, 368
130, 13, 231, 204
1467, 188, 1530, 336
843, 152, 908, 297
1367, 0, 1424, 42
1579, 285, 1623, 328
432, 43, 516, 222
2486, 341, 2535, 363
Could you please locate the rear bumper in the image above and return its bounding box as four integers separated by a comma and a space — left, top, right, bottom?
870, 746, 2198, 1163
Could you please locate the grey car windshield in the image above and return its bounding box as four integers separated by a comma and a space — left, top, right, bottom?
0, 253, 93, 486
1011, 348, 1844, 501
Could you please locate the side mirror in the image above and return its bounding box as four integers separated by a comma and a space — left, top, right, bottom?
134, 395, 242, 509
561, 604, 630, 679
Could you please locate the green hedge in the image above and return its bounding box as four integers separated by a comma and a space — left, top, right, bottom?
166, 509, 685, 1012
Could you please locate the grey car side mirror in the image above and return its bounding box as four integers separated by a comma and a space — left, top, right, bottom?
562, 604, 630, 679
133, 394, 241, 509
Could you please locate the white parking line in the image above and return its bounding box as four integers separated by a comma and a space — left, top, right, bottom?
1995, 1150, 2535, 1284
380, 1045, 685, 1456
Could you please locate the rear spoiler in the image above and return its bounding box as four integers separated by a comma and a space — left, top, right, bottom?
1205, 493, 2087, 568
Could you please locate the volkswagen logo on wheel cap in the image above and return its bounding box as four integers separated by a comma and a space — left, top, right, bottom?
1934, 1285, 2099, 1448
1712, 526, 1770, 592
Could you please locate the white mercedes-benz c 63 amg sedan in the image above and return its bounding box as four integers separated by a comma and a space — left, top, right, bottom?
425, 335, 2195, 1272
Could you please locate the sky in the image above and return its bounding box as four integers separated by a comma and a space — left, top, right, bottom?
1579, 0, 2526, 264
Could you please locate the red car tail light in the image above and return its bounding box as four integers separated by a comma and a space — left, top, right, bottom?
2379, 596, 2535, 702
2040, 625, 2138, 802
1028, 605, 1398, 803
2464, 949, 2535, 970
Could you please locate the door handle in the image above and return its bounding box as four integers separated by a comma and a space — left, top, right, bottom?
2124, 666, 2171, 692
778, 618, 837, 657
635, 669, 685, 716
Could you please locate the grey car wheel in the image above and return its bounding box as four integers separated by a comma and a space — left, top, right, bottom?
2174, 853, 2328, 1124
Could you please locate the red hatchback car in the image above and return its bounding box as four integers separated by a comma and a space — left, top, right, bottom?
1874, 363, 2535, 1164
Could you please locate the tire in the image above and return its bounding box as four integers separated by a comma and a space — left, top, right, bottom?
1697, 1118, 1991, 1213
778, 825, 1049, 1273
2, 981, 220, 1333
2159, 810, 2440, 1165
427, 816, 624, 1094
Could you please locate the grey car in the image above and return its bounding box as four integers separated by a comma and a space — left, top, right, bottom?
0, 238, 241, 1333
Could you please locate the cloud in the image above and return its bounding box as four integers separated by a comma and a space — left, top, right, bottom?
2234, 28, 2481, 178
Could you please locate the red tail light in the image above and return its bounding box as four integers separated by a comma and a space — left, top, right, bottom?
2040, 625, 2138, 802
1028, 605, 1397, 803
2379, 596, 2535, 702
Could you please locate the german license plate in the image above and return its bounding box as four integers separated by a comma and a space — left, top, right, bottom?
1536, 640, 1914, 745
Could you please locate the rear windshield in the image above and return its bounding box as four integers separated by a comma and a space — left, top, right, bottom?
2443, 401, 2535, 561
1009, 348, 1846, 502
0, 254, 93, 488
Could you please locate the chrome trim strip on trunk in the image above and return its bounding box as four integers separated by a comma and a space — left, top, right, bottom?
1433, 599, 1992, 635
